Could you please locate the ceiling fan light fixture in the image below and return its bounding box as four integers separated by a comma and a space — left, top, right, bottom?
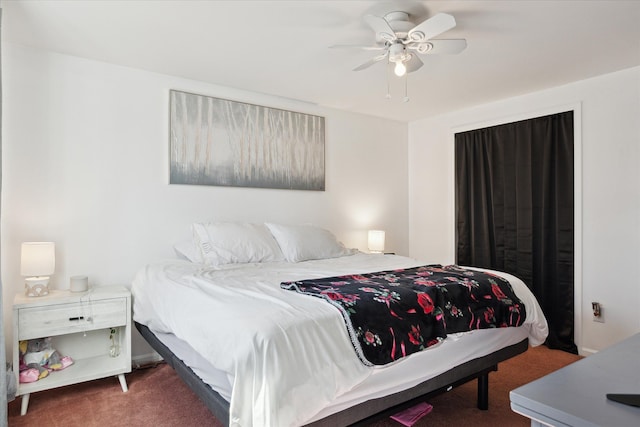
388, 43, 410, 63
394, 61, 407, 77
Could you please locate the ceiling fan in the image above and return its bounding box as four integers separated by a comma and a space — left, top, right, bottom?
333, 11, 467, 76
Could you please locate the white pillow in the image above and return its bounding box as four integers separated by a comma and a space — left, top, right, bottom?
192, 222, 285, 266
173, 239, 202, 263
265, 223, 354, 262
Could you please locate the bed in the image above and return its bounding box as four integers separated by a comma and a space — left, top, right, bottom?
131, 222, 548, 426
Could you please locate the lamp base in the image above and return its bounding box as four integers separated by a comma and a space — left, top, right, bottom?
25, 277, 50, 297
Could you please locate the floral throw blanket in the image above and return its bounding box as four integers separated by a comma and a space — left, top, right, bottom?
281, 265, 526, 366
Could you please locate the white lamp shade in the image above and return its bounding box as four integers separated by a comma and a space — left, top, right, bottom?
368, 230, 386, 253
21, 242, 55, 277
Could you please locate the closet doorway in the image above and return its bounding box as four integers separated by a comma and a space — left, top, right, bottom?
455, 110, 577, 353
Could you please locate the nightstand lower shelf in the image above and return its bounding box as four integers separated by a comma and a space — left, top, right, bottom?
18, 354, 128, 394
19, 354, 128, 415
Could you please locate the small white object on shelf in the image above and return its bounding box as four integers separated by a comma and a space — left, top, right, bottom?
70, 275, 89, 292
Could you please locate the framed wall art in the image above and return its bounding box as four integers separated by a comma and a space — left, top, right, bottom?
169, 90, 325, 191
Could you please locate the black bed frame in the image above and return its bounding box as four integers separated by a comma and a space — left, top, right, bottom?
136, 322, 528, 426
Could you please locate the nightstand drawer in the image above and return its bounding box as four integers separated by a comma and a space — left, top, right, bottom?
18, 298, 127, 340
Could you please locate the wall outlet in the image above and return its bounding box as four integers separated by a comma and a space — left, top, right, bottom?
592, 302, 604, 323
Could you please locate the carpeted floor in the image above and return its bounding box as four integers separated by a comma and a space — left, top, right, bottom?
8, 345, 581, 426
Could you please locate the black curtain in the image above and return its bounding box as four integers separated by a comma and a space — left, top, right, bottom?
455, 111, 576, 354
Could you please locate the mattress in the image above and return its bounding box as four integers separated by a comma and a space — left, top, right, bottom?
132, 253, 548, 426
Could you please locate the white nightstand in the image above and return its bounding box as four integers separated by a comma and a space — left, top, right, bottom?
13, 285, 132, 415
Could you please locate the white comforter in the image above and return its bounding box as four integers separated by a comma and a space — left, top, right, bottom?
132, 253, 548, 427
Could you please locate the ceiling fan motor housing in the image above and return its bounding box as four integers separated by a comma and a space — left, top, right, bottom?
382, 11, 414, 40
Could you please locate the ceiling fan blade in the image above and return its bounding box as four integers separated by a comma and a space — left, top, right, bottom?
407, 13, 456, 42
329, 44, 387, 51
353, 52, 388, 71
405, 54, 424, 73
423, 39, 467, 54
363, 14, 397, 42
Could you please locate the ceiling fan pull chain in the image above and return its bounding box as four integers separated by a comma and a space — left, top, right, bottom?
386, 60, 392, 99
403, 73, 410, 103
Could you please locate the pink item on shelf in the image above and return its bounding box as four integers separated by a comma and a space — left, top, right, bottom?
47, 355, 74, 371
389, 402, 433, 426
59, 355, 74, 369
19, 368, 40, 384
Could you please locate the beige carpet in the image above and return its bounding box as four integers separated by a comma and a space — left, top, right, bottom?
8, 345, 580, 426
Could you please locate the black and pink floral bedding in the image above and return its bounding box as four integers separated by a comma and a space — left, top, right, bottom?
281, 265, 526, 366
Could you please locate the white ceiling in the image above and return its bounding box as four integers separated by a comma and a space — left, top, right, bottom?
4, 0, 640, 122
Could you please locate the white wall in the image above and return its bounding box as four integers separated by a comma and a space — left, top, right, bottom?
1, 44, 409, 359
408, 66, 640, 354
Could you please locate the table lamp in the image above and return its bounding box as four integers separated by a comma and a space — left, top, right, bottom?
368, 230, 385, 254
21, 242, 55, 297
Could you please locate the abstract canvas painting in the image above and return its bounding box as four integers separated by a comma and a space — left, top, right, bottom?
169, 90, 325, 190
